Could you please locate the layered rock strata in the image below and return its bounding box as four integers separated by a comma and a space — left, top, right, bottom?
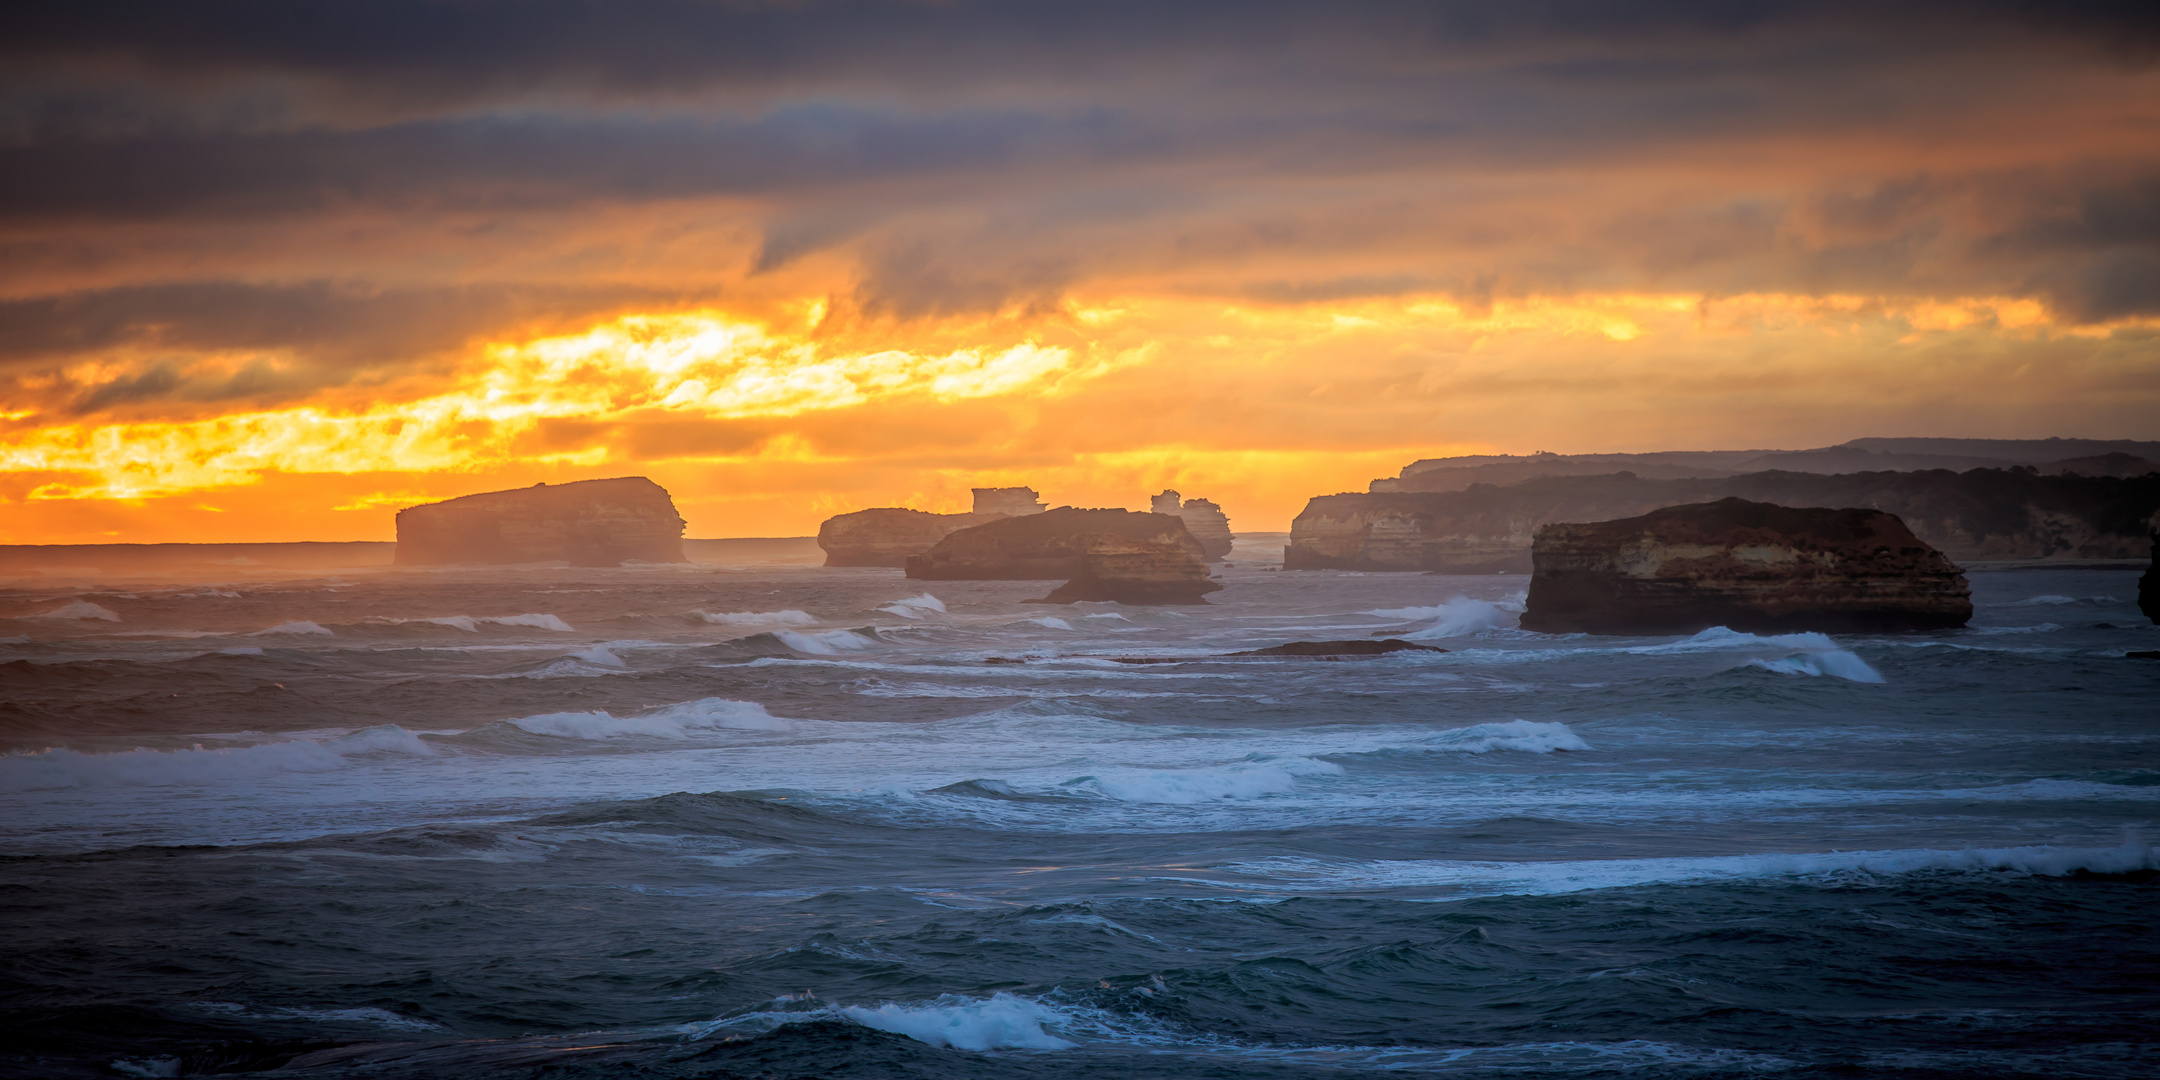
1519, 497, 1972, 634
395, 477, 686, 566
906, 507, 1219, 604
817, 488, 1047, 567
1151, 490, 1235, 560
1288, 468, 2160, 571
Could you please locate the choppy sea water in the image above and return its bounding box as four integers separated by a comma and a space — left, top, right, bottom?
2, 542, 2156, 1079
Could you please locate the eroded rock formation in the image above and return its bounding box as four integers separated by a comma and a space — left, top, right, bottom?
1519, 497, 1972, 634
817, 488, 1048, 567
2141, 533, 2158, 624
395, 477, 686, 566
1288, 468, 2160, 571
1151, 490, 1235, 560
906, 507, 1220, 604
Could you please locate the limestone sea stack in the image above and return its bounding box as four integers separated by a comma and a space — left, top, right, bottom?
1151, 490, 1235, 560
906, 507, 1221, 604
2141, 532, 2158, 624
816, 487, 1048, 567
1520, 497, 1972, 634
395, 477, 687, 567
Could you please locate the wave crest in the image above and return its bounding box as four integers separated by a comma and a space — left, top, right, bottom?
0, 725, 434, 791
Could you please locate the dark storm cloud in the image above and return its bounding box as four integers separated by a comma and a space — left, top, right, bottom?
0, 280, 673, 413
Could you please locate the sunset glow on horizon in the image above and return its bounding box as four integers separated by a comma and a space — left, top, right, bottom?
4, 2, 2157, 542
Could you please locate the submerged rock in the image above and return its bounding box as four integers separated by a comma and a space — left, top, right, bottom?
394, 477, 686, 567
1520, 497, 1972, 634
907, 507, 1221, 604
816, 488, 1048, 567
1151, 490, 1236, 561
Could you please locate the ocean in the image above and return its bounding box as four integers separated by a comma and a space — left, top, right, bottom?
2, 537, 2155, 1078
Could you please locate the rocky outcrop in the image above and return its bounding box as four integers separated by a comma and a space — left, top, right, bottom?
1151, 490, 1235, 560
1033, 534, 1224, 605
395, 477, 686, 566
1519, 497, 1971, 634
974, 487, 1048, 516
906, 508, 1219, 603
2141, 533, 2158, 624
1289, 469, 2160, 571
818, 508, 995, 567
817, 488, 1049, 567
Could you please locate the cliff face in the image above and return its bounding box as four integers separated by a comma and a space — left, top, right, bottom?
817, 509, 1003, 567
395, 477, 686, 566
906, 507, 1210, 583
816, 487, 1046, 567
1288, 469, 2160, 571
1521, 498, 1972, 634
2142, 534, 2159, 624
1151, 490, 1235, 560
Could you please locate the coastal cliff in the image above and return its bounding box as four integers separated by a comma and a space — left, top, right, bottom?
1151, 490, 1235, 560
395, 477, 686, 566
816, 487, 1047, 567
1288, 468, 2160, 571
1520, 498, 1972, 634
906, 507, 1211, 584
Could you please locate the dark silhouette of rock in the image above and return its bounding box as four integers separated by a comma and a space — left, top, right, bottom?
1230, 639, 1446, 656
1151, 490, 1235, 560
1289, 468, 2160, 571
816, 488, 1046, 567
395, 477, 686, 567
2141, 532, 2158, 624
906, 507, 1220, 604
1520, 497, 1972, 634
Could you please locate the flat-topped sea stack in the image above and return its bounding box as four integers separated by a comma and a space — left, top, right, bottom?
1151, 490, 1235, 560
1520, 497, 1971, 634
908, 507, 1220, 603
396, 477, 687, 567
817, 487, 1047, 567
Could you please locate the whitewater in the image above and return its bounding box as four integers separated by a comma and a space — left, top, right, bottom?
1, 541, 2155, 1078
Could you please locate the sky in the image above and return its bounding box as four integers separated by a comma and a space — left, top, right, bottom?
2, 1, 2157, 543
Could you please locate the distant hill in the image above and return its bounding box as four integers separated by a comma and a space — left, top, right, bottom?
1376, 438, 2160, 493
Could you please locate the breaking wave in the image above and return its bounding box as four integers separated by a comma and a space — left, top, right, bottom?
1375, 595, 1522, 638
0, 726, 435, 791
694, 609, 816, 626
253, 620, 333, 637
685, 991, 1076, 1051
503, 697, 791, 740
774, 628, 882, 654
1392, 719, 1591, 754
385, 613, 574, 632
879, 593, 947, 618
21, 600, 121, 622
1221, 838, 2159, 896
1071, 756, 1343, 803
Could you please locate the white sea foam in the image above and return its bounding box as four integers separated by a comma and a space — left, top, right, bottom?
253, 620, 333, 637
0, 725, 434, 792
505, 697, 790, 739
569, 645, 628, 668
1030, 617, 1074, 630
397, 613, 574, 632
775, 628, 880, 654
1219, 838, 2159, 896
1748, 651, 1886, 683
694, 609, 816, 626
22, 600, 121, 622
1377, 595, 1523, 638
1076, 756, 1343, 803
1410, 720, 1591, 754
1624, 626, 1885, 682
880, 593, 947, 618
686, 992, 1076, 1051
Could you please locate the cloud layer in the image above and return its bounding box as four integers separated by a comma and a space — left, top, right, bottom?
1, 1, 2156, 540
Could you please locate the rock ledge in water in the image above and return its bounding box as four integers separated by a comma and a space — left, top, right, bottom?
1520, 497, 1971, 634
395, 477, 686, 567
816, 487, 1046, 567
907, 507, 1221, 604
